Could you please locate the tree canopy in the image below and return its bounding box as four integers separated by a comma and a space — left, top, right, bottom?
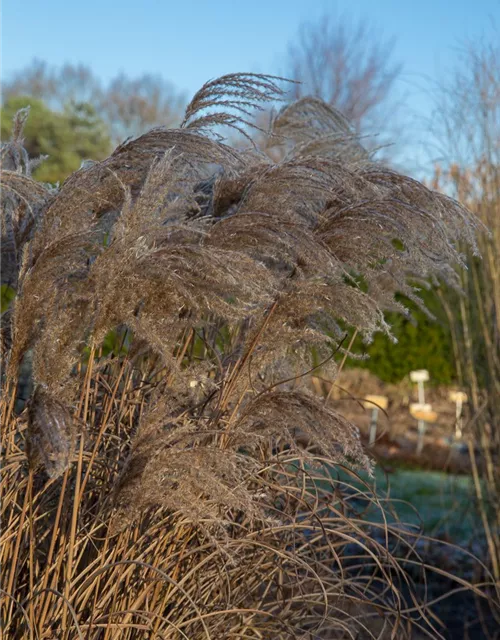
1, 96, 112, 184
3, 60, 185, 143
285, 14, 401, 137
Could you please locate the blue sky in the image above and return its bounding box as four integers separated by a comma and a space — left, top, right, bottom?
2, 0, 499, 169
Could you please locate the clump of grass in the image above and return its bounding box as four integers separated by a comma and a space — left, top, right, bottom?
1, 73, 494, 638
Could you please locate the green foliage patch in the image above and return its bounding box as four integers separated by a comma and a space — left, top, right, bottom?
347, 288, 457, 385
1, 285, 16, 313
1, 96, 111, 184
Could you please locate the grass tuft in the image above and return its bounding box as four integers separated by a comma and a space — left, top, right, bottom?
1, 73, 496, 638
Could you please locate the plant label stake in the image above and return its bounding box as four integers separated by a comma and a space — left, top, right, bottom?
410, 369, 429, 403
409, 402, 437, 455
409, 370, 429, 455
362, 395, 388, 447
448, 390, 468, 440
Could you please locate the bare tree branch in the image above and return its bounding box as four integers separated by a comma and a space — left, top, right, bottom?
285, 15, 401, 137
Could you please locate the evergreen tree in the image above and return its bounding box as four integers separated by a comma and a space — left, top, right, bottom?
1, 96, 111, 184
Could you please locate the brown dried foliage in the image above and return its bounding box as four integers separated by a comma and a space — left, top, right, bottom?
1, 73, 492, 638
